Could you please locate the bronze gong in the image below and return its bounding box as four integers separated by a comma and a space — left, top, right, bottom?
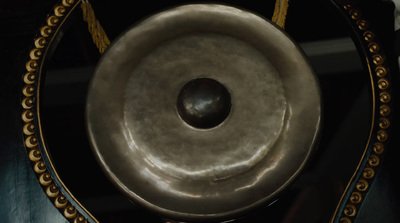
86, 4, 321, 222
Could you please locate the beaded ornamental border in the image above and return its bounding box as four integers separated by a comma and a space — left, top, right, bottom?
330, 2, 393, 223
21, 0, 97, 222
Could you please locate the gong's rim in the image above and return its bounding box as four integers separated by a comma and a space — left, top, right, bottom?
86, 3, 321, 221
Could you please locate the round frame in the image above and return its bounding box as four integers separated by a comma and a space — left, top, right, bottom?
19, 0, 394, 223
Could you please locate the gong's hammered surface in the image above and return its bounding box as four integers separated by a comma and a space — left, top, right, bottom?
86, 4, 321, 221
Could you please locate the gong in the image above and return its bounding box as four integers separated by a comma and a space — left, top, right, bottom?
86, 4, 321, 222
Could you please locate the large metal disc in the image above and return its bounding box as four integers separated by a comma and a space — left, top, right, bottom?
86, 4, 321, 222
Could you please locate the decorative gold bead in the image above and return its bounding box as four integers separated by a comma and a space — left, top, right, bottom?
340, 217, 352, 223
343, 5, 352, 10
34, 37, 47, 48
377, 130, 388, 142
363, 31, 375, 42
47, 16, 60, 27
368, 155, 380, 167
26, 60, 38, 72
64, 206, 77, 219
380, 104, 391, 117
62, 0, 75, 7
23, 123, 35, 136
373, 55, 384, 66
363, 167, 375, 179
377, 78, 389, 90
55, 6, 66, 17
34, 161, 46, 174
350, 191, 363, 204
373, 142, 385, 155
55, 196, 68, 209
40, 26, 52, 37
22, 97, 34, 109
46, 184, 60, 198
344, 204, 357, 217
22, 85, 35, 97
379, 117, 390, 129
39, 173, 53, 186
29, 48, 42, 60
357, 20, 368, 30
368, 42, 380, 54
356, 179, 369, 192
375, 66, 388, 78
23, 72, 36, 85
25, 135, 38, 148
73, 216, 87, 223
22, 110, 34, 123
28, 149, 41, 162
379, 91, 391, 103
349, 9, 361, 20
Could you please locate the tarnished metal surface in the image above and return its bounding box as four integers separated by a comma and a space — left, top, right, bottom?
86, 4, 321, 221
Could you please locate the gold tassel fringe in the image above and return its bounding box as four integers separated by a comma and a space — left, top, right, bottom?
272, 0, 290, 29
81, 0, 110, 54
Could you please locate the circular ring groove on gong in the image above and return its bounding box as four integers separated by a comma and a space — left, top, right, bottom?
86, 4, 321, 221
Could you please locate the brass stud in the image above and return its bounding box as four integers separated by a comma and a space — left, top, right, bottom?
372, 55, 384, 66
22, 110, 34, 123
368, 155, 380, 167
46, 184, 60, 198
340, 217, 352, 223
73, 216, 87, 223
363, 31, 375, 42
62, 0, 75, 7
29, 48, 42, 60
377, 78, 389, 90
344, 204, 357, 217
23, 123, 35, 136
34, 37, 47, 49
343, 5, 352, 10
23, 72, 36, 85
55, 6, 66, 17
356, 179, 369, 192
40, 26, 52, 37
350, 191, 363, 204
55, 196, 68, 209
349, 9, 361, 20
379, 104, 391, 117
39, 173, 53, 186
28, 149, 41, 162
47, 15, 60, 27
21, 98, 32, 109
22, 85, 35, 97
26, 60, 39, 72
64, 206, 78, 219
377, 130, 388, 142
25, 135, 38, 148
362, 167, 375, 179
22, 97, 34, 109
368, 42, 380, 54
379, 117, 390, 129
373, 142, 385, 155
356, 20, 368, 30
375, 66, 388, 78
34, 161, 46, 174
379, 91, 391, 103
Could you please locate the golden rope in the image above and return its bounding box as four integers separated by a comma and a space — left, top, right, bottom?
272, 0, 290, 29
81, 0, 110, 54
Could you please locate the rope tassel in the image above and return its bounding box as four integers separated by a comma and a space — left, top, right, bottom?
272, 0, 290, 29
81, 0, 110, 54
